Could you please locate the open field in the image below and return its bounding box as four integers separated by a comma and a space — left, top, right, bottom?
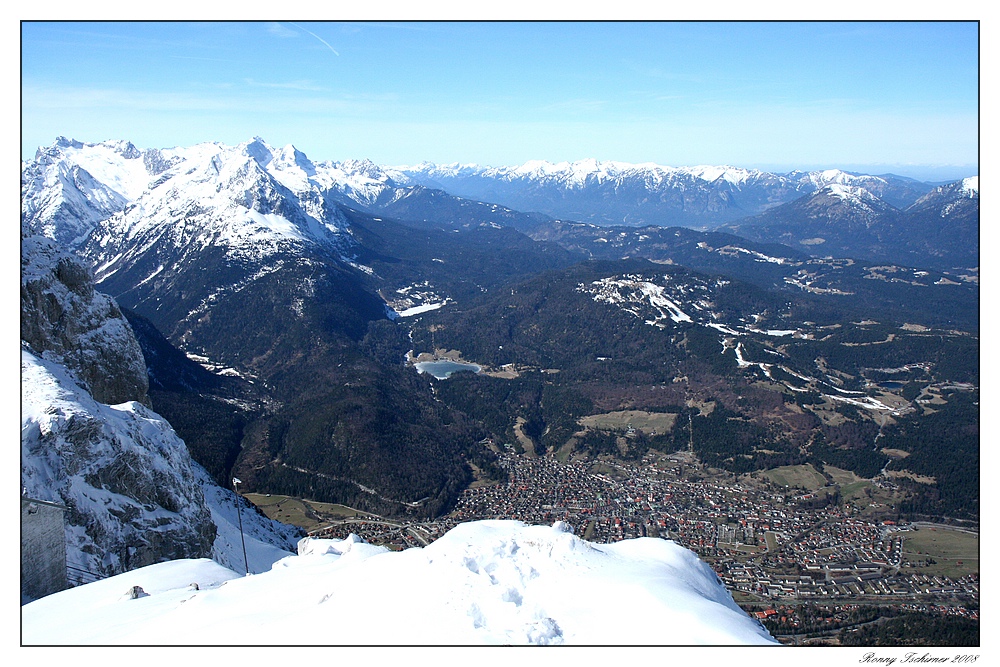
686, 400, 716, 417
823, 465, 873, 504
513, 417, 537, 456
763, 465, 828, 491
244, 493, 374, 531
839, 481, 873, 504
589, 460, 631, 481
886, 470, 937, 485
719, 543, 764, 555
824, 465, 866, 486
900, 526, 979, 578
731, 590, 760, 603
880, 448, 910, 459
735, 544, 764, 554
554, 437, 580, 463
466, 461, 503, 489
579, 410, 678, 434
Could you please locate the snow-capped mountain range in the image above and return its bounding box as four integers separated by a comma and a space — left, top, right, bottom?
22, 137, 402, 260
24, 137, 965, 251
22, 138, 396, 358
389, 159, 941, 228
22, 136, 977, 296
719, 176, 979, 270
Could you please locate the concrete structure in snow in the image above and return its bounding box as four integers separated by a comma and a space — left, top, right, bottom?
21, 497, 68, 602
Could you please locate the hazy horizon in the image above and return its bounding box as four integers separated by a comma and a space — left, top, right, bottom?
21, 21, 978, 182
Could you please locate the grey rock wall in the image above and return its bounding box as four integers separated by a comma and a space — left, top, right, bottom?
21, 233, 149, 406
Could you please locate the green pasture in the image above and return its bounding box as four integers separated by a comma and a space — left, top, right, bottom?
579, 410, 678, 435
900, 526, 979, 578
763, 465, 827, 491
244, 493, 373, 531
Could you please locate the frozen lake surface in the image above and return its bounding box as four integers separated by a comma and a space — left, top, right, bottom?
413, 360, 482, 379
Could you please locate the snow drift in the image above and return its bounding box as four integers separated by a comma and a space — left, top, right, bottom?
22, 520, 776, 645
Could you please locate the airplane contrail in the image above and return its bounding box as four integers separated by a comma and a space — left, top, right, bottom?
290, 22, 340, 56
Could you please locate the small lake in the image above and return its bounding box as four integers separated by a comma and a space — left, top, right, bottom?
413, 360, 482, 379
878, 381, 905, 389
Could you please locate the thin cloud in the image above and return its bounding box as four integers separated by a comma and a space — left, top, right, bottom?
22, 85, 233, 112
289, 23, 340, 56
268, 22, 299, 39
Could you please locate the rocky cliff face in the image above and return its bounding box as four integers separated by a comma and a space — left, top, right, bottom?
21, 349, 217, 579
20, 222, 217, 583
21, 231, 149, 406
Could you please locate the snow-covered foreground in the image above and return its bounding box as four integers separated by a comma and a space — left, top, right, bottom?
22, 520, 776, 646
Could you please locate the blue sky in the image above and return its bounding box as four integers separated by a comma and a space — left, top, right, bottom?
21, 21, 979, 180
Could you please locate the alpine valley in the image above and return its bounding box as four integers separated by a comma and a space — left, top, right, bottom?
21, 137, 979, 644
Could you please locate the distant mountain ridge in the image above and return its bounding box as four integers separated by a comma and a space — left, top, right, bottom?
26, 138, 963, 242
719, 178, 979, 270
389, 159, 941, 229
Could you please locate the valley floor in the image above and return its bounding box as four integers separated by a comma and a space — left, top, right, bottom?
247, 445, 978, 646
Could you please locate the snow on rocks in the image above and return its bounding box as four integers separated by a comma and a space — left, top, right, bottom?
21, 349, 217, 583
196, 463, 300, 576
961, 176, 979, 196
20, 233, 149, 405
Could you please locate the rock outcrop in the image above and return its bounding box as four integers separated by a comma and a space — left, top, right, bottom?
21, 231, 149, 406
20, 219, 216, 585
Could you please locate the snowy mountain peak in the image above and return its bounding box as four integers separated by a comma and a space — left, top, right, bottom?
238, 136, 277, 168
104, 139, 143, 160
336, 157, 386, 180
910, 177, 980, 210
275, 143, 316, 173
39, 137, 141, 162
686, 164, 762, 185
510, 158, 654, 184
823, 182, 879, 203
26, 137, 155, 203
389, 161, 485, 179
961, 176, 979, 196
52, 135, 83, 150
801, 184, 895, 222
799, 168, 889, 192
